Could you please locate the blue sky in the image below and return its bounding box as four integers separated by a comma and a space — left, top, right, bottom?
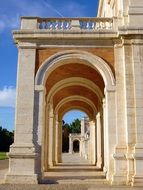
0, 0, 99, 131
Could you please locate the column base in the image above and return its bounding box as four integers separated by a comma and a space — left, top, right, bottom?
132, 152, 143, 186
112, 175, 127, 186
113, 152, 128, 185
5, 174, 38, 184
47, 161, 55, 168
97, 156, 102, 168
5, 143, 39, 184
132, 176, 143, 186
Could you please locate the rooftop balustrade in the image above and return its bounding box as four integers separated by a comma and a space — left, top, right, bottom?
21, 17, 117, 31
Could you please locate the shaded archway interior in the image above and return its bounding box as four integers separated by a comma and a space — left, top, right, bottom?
45, 62, 105, 115
43, 59, 106, 171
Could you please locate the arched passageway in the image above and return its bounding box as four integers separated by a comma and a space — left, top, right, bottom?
34, 50, 116, 182
6, 49, 116, 184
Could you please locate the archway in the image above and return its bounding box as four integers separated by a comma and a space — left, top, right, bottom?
34, 50, 116, 182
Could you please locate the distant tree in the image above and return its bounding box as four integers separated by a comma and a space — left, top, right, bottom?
69, 119, 81, 133
0, 126, 14, 152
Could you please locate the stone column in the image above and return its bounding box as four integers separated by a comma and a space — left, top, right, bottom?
47, 102, 54, 167
112, 42, 128, 185
89, 120, 96, 165
44, 104, 49, 171
96, 113, 102, 168
69, 134, 73, 154
33, 85, 46, 181
105, 88, 116, 183
52, 115, 56, 166
103, 98, 107, 173
132, 40, 143, 186
5, 48, 38, 184
58, 121, 62, 163
55, 119, 59, 164
55, 120, 62, 163
113, 41, 136, 185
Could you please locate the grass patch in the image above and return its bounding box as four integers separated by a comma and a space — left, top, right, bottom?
0, 152, 8, 160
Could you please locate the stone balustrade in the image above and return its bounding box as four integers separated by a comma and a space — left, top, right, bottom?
21, 17, 115, 31
38, 18, 113, 30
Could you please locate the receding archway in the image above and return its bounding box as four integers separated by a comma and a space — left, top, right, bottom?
34, 50, 116, 183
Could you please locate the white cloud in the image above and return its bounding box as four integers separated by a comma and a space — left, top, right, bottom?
0, 87, 16, 108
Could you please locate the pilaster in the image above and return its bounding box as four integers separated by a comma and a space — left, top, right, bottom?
5, 48, 38, 184
131, 39, 143, 186
47, 102, 54, 167
89, 120, 96, 165
104, 88, 116, 183
96, 114, 102, 168
113, 41, 128, 185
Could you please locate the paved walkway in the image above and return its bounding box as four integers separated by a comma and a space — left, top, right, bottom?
0, 160, 8, 184
0, 184, 142, 190
0, 155, 142, 189
44, 153, 106, 184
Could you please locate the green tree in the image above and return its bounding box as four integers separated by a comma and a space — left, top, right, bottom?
69, 119, 81, 133
0, 126, 14, 151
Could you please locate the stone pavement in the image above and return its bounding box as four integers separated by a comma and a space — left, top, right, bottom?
44, 153, 106, 184
0, 155, 143, 189
0, 184, 142, 190
0, 160, 8, 184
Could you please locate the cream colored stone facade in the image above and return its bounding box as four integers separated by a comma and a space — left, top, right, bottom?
4, 0, 143, 186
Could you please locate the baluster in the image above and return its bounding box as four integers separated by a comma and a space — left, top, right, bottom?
45, 20, 49, 29
68, 20, 71, 30
55, 20, 58, 30
91, 21, 94, 30
98, 21, 101, 29
110, 21, 113, 29
103, 22, 106, 29
106, 21, 109, 30
61, 20, 64, 30
86, 21, 90, 30
65, 21, 68, 30
96, 21, 99, 30
49, 21, 53, 30
63, 20, 66, 30
39, 22, 43, 29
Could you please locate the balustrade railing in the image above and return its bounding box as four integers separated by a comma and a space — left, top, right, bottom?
37, 17, 113, 31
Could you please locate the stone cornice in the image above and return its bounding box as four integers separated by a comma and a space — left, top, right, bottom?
13, 29, 118, 40
118, 26, 143, 37
13, 30, 118, 48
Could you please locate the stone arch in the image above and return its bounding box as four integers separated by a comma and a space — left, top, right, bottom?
35, 50, 115, 91
34, 49, 116, 182
46, 77, 103, 102
59, 106, 94, 121
55, 95, 97, 115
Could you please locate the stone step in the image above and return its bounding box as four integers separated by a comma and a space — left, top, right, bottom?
56, 179, 108, 185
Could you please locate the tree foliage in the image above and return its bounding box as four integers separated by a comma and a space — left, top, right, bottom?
0, 126, 14, 151
63, 118, 81, 134
69, 118, 81, 133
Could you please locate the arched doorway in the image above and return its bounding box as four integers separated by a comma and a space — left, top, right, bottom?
34, 50, 116, 182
